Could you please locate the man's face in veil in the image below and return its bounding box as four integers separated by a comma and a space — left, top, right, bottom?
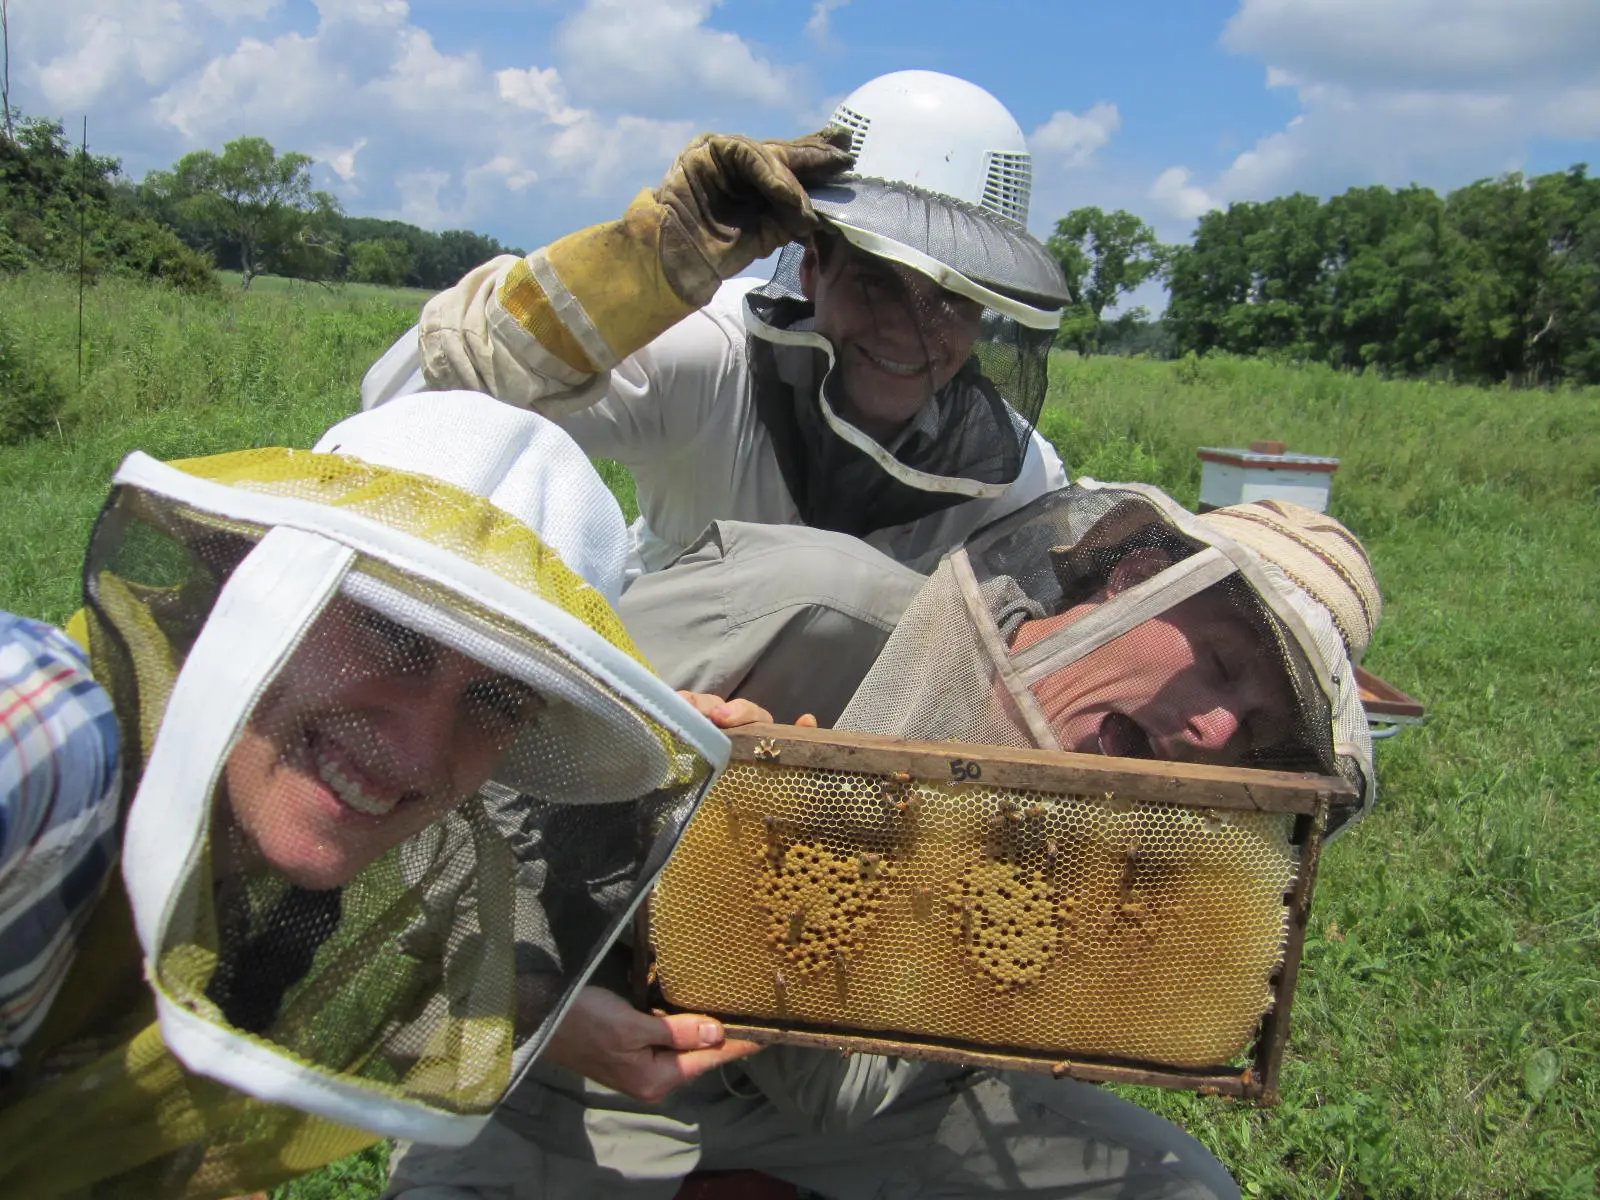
1009, 558, 1297, 767
801, 237, 983, 441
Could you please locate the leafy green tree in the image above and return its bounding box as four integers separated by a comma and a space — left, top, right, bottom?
1320, 185, 1455, 373
149, 137, 341, 288
271, 190, 343, 286
1166, 167, 1600, 385
336, 218, 522, 288
1165, 203, 1268, 356
1046, 208, 1170, 354
348, 237, 415, 286
1446, 167, 1600, 385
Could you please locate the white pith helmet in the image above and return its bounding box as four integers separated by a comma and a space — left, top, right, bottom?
830, 69, 1033, 225
809, 69, 1069, 317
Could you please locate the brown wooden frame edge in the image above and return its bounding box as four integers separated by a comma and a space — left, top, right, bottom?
703, 1020, 1268, 1102
722, 724, 1356, 817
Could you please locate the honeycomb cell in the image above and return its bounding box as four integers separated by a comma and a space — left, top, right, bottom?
759, 840, 894, 975
947, 859, 1064, 991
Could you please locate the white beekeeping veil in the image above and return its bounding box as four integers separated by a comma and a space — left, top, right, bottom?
85, 392, 728, 1149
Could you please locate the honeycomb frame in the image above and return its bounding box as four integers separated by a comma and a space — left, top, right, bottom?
644, 725, 1356, 1102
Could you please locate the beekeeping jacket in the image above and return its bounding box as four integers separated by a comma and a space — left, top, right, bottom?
364, 275, 1067, 577
0, 392, 728, 1198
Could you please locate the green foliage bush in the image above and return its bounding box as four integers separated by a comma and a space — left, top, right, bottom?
0, 313, 67, 444
0, 115, 219, 293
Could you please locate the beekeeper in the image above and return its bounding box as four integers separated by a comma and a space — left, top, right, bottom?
838, 484, 1380, 822
367, 69, 1070, 567
0, 392, 731, 1198
385, 485, 1381, 1200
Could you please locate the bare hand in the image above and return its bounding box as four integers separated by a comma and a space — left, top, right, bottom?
542, 986, 762, 1103
678, 691, 819, 729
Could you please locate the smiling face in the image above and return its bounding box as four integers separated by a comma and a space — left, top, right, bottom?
221, 597, 543, 891
1010, 584, 1297, 768
800, 236, 984, 441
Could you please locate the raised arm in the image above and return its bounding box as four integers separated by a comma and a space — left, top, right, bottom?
409, 130, 852, 414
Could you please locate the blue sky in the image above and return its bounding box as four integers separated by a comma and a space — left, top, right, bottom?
10, 0, 1599, 283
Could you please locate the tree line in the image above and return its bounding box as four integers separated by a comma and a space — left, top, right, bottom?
1049, 167, 1600, 386
137, 135, 526, 291
6, 105, 1596, 385
1, 114, 522, 294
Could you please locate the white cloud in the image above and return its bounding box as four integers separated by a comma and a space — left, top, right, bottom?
317, 137, 368, 182
470, 155, 539, 193
367, 27, 489, 120
1224, 0, 1600, 90
497, 66, 584, 126
1030, 102, 1122, 168
394, 168, 451, 228
805, 0, 851, 46
1154, 0, 1600, 216
546, 113, 698, 198
28, 1, 204, 112
1148, 166, 1218, 223
153, 32, 332, 140
555, 0, 794, 112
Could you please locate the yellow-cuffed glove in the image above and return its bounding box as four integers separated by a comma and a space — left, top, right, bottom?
498, 128, 854, 375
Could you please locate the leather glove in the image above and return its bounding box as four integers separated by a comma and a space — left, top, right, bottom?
496, 128, 853, 376
655, 128, 857, 307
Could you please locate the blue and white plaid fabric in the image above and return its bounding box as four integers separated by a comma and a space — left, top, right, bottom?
0, 611, 120, 1069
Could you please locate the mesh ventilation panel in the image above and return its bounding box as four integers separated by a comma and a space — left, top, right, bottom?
981, 151, 1032, 224
832, 104, 872, 156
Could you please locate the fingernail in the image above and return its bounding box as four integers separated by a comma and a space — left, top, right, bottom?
712, 706, 731, 722
699, 1021, 722, 1046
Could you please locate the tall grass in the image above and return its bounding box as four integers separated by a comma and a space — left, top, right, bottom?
0, 271, 417, 619
1, 272, 1595, 1199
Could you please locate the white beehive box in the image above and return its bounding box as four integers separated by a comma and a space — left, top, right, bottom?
1198, 441, 1339, 513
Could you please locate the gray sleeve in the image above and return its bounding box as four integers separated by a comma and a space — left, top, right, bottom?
617, 522, 926, 726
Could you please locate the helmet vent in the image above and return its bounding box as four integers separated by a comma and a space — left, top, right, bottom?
981, 151, 1032, 224
832, 104, 873, 157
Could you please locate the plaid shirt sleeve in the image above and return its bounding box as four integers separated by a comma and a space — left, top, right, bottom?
0, 610, 121, 1068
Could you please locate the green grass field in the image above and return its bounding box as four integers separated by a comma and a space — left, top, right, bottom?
1, 270, 1595, 1199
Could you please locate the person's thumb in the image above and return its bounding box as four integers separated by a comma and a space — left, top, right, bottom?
671, 1038, 765, 1086
656, 1012, 729, 1052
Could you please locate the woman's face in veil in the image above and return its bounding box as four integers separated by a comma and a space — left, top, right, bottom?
222, 598, 542, 890
802, 240, 983, 440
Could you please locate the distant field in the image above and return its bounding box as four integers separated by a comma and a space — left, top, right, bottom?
1, 270, 1595, 1200
214, 268, 437, 306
